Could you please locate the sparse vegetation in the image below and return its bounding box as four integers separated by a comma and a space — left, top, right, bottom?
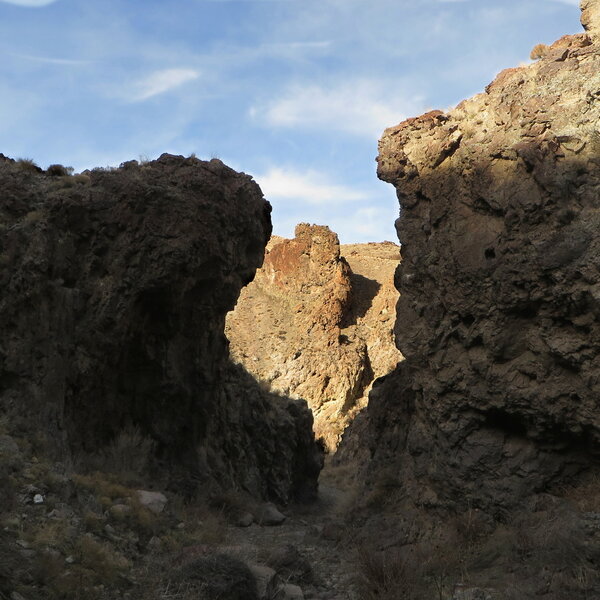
15, 158, 41, 173
355, 546, 426, 600
531, 43, 549, 60
47, 164, 74, 177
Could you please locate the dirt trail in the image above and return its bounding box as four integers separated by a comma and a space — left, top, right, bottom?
227, 470, 359, 599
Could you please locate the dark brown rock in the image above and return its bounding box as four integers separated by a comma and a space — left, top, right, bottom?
0, 153, 321, 503
349, 4, 600, 513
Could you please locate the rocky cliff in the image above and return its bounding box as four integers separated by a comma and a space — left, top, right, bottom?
0, 153, 321, 503
353, 2, 600, 515
226, 224, 401, 451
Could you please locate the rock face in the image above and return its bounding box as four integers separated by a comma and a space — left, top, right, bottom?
0, 153, 321, 502
359, 7, 600, 512
226, 224, 401, 451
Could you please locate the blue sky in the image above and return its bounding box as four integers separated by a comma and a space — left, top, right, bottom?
0, 0, 581, 243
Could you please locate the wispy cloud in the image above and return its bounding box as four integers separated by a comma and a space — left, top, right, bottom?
10, 52, 90, 66
257, 167, 368, 205
261, 41, 332, 50
0, 0, 58, 5
250, 80, 423, 138
128, 68, 200, 102
257, 169, 399, 242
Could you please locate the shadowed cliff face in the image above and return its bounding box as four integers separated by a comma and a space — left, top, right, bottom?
0, 153, 321, 502
356, 11, 600, 513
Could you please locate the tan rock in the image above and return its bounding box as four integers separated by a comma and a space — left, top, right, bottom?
226, 224, 401, 451
581, 0, 600, 38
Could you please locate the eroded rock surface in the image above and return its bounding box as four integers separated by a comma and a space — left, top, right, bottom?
0, 153, 321, 502
356, 6, 600, 513
226, 224, 401, 451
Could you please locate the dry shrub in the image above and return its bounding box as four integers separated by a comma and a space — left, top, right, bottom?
209, 489, 256, 524
170, 553, 258, 600
100, 425, 156, 483
46, 164, 73, 177
72, 174, 91, 185
530, 43, 549, 60
23, 210, 43, 223
76, 534, 131, 583
364, 468, 401, 509
355, 546, 426, 600
29, 519, 74, 551
15, 158, 41, 173
73, 472, 131, 501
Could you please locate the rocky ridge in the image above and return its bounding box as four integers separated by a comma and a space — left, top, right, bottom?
226, 224, 401, 451
0, 153, 321, 503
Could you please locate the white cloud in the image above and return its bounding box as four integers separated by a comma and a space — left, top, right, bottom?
129, 68, 200, 102
0, 0, 58, 5
251, 80, 422, 138
11, 52, 90, 65
256, 167, 369, 205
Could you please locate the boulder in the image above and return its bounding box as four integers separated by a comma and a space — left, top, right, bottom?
136, 490, 167, 514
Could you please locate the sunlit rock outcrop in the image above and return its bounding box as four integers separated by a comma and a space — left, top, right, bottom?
227, 224, 401, 451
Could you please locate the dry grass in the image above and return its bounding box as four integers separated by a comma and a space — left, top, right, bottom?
23, 210, 43, 223
73, 472, 132, 501
530, 43, 549, 60
355, 546, 426, 600
94, 425, 156, 485
15, 158, 41, 173
364, 468, 401, 509
72, 173, 91, 185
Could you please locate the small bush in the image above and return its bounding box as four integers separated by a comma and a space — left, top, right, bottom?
100, 425, 156, 484
23, 210, 43, 223
530, 43, 549, 60
76, 534, 131, 584
15, 158, 41, 173
72, 174, 91, 185
169, 553, 258, 600
73, 472, 131, 501
46, 164, 74, 177
355, 546, 425, 600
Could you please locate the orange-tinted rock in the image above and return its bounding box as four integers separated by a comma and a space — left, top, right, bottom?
226, 224, 401, 451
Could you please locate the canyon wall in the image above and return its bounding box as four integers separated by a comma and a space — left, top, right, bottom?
226, 224, 401, 451
0, 154, 321, 502
354, 4, 600, 513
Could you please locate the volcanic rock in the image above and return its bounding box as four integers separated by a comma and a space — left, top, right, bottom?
0, 153, 321, 503
226, 224, 401, 451
352, 2, 600, 513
